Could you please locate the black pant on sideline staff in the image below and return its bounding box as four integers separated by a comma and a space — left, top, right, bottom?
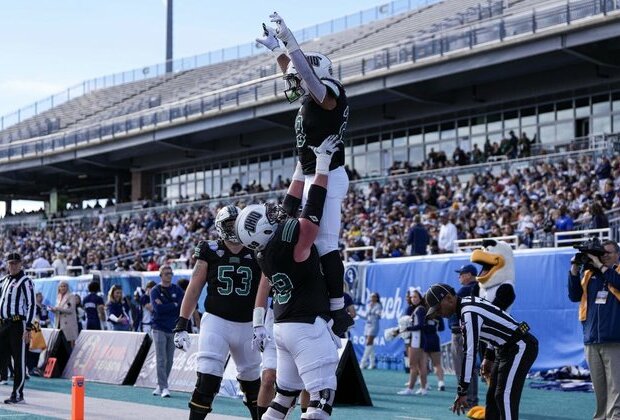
485, 333, 538, 420
0, 320, 26, 399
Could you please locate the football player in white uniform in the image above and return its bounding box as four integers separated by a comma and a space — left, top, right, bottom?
256, 12, 353, 337
174, 206, 262, 420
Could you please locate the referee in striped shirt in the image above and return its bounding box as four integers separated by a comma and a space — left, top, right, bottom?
425, 283, 538, 419
0, 253, 35, 405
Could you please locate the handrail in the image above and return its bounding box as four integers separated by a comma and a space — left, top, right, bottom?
344, 246, 377, 261
24, 268, 56, 278
554, 228, 611, 247
454, 235, 519, 252
0, 0, 443, 131
0, 0, 613, 159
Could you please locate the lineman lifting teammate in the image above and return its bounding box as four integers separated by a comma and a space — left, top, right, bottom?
237, 135, 342, 420
173, 206, 262, 420
256, 12, 353, 336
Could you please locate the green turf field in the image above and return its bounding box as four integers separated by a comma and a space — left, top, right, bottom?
0, 370, 595, 419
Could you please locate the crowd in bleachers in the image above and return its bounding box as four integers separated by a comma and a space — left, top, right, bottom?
342, 153, 620, 259
1, 152, 619, 274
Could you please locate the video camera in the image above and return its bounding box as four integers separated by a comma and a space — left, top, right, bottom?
572, 237, 606, 268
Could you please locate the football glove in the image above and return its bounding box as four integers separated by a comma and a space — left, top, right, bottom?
256, 23, 283, 54
329, 308, 354, 337
310, 134, 342, 175
174, 331, 191, 352
252, 326, 270, 352
269, 12, 299, 52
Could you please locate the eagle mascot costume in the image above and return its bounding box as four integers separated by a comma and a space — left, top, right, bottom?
466, 239, 516, 420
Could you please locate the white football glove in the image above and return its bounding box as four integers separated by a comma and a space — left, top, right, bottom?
174, 331, 191, 352
310, 134, 342, 175
292, 161, 305, 183
256, 23, 283, 54
269, 12, 299, 52
252, 326, 270, 352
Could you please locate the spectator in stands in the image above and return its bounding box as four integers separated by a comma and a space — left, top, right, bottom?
359, 293, 382, 370
230, 179, 242, 195
518, 132, 533, 157
519, 222, 536, 249
131, 253, 146, 271
595, 156, 611, 191
49, 281, 79, 347
151, 265, 184, 398
146, 256, 159, 272
508, 130, 519, 159
471, 144, 484, 164
105, 285, 131, 332
83, 281, 105, 330
568, 240, 620, 420
555, 205, 574, 232
590, 202, 609, 229
31, 253, 51, 273
51, 252, 67, 275
407, 215, 429, 256
437, 213, 458, 253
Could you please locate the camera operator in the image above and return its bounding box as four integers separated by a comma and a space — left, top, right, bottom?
568, 239, 620, 420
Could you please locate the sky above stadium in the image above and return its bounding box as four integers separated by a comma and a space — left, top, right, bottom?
0, 0, 396, 215
0, 0, 396, 117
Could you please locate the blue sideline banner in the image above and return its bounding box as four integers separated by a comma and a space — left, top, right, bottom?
348, 248, 582, 371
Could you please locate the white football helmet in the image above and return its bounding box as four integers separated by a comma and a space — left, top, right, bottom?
215, 205, 241, 243
284, 52, 338, 102
235, 203, 281, 251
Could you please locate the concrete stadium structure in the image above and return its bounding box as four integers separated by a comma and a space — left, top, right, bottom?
0, 0, 619, 213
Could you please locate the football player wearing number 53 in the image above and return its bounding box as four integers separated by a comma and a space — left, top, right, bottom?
173, 206, 263, 420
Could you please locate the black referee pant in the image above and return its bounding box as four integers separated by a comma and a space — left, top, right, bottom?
485, 333, 538, 420
0, 320, 26, 399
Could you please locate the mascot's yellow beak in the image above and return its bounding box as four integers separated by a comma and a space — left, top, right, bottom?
471, 249, 505, 284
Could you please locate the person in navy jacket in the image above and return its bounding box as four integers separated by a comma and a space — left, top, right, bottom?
150, 265, 184, 398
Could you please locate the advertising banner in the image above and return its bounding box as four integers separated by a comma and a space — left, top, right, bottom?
62, 330, 149, 384
348, 248, 582, 371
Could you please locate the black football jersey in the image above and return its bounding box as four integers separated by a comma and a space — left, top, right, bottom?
257, 218, 330, 324
194, 240, 262, 322
295, 81, 349, 175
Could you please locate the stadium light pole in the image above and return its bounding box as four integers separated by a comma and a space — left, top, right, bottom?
166, 0, 173, 73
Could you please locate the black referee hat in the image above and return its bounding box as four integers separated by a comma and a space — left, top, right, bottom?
424, 283, 455, 318
6, 253, 22, 262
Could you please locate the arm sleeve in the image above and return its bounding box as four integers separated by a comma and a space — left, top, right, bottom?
459, 310, 481, 390
150, 287, 177, 315
568, 272, 583, 302
288, 49, 328, 103
24, 280, 36, 328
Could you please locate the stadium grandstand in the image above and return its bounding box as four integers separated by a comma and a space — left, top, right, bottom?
1, 0, 620, 418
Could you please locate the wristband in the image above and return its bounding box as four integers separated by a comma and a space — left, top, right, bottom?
253, 307, 266, 328
457, 384, 468, 397
174, 316, 189, 332
272, 46, 286, 58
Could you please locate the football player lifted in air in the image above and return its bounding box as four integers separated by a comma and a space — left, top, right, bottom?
256, 12, 353, 337
237, 135, 342, 420
173, 205, 262, 420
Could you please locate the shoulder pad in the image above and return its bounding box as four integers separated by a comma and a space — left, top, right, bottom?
194, 240, 218, 260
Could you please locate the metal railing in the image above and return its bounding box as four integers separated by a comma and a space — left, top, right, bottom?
0, 0, 441, 131
455, 235, 519, 252
554, 228, 611, 247
0, 0, 617, 162
344, 246, 377, 261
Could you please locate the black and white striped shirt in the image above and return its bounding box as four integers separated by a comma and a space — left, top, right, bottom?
0, 271, 36, 329
459, 296, 522, 389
